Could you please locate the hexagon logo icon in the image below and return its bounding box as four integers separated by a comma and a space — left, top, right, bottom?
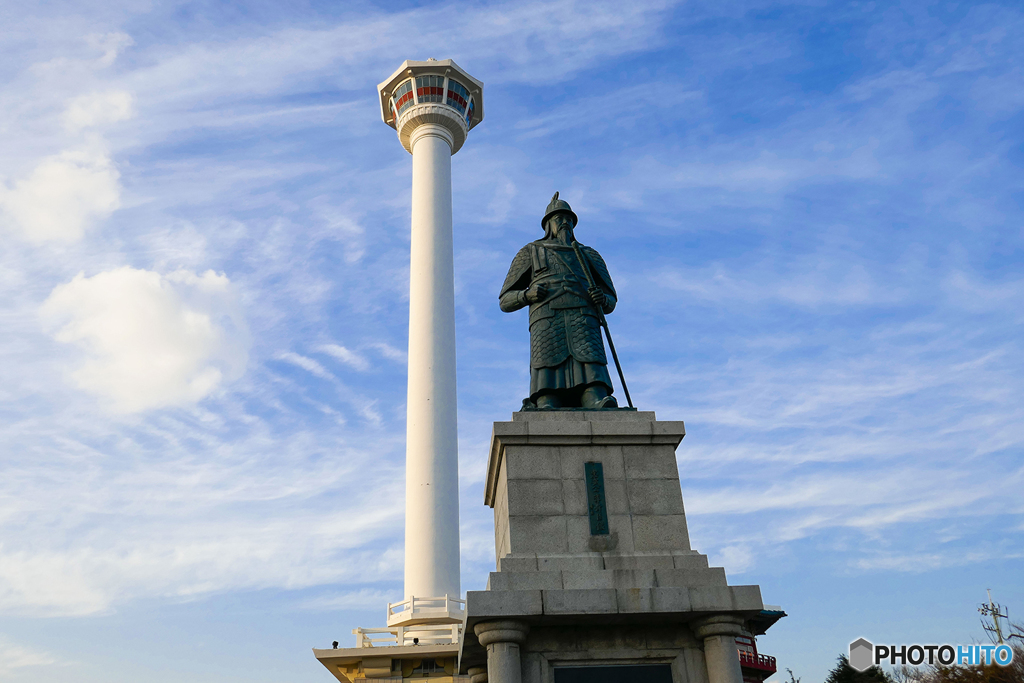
850, 638, 874, 672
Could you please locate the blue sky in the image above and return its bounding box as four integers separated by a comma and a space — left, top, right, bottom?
1, 0, 1022, 681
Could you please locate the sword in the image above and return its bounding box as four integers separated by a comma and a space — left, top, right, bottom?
568, 239, 634, 409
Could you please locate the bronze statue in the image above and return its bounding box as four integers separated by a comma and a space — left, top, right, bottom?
500, 193, 624, 410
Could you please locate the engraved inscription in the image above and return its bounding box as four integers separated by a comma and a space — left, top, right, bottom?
584, 461, 610, 536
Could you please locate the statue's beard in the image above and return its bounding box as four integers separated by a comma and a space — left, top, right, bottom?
547, 226, 574, 244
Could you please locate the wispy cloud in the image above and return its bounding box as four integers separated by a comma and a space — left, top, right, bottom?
366, 342, 407, 364
0, 637, 56, 677
275, 352, 334, 380
320, 344, 370, 372
63, 90, 134, 131
298, 587, 397, 612
0, 396, 406, 616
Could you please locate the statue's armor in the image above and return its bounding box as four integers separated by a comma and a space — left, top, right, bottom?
500, 241, 616, 370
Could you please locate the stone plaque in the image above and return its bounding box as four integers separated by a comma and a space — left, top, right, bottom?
584, 461, 610, 536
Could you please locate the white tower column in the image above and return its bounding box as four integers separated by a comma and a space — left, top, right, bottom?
377, 59, 484, 617
405, 122, 460, 600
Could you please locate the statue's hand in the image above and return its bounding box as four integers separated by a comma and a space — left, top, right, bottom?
588, 286, 607, 307
525, 282, 548, 303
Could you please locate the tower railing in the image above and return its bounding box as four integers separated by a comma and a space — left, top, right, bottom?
353, 622, 464, 648
738, 650, 777, 672
387, 594, 466, 626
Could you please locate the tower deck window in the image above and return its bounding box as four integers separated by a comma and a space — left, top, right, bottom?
446, 79, 470, 116
416, 74, 445, 103
393, 79, 415, 117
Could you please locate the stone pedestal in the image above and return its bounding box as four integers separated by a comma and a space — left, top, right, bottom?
460, 410, 783, 683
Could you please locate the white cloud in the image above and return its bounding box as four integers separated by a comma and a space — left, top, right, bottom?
853, 551, 988, 572
651, 259, 891, 309
0, 637, 56, 676
368, 342, 407, 364
0, 549, 111, 616
299, 588, 395, 612
118, 0, 674, 113
0, 144, 121, 243
313, 202, 365, 263
357, 402, 383, 427
715, 545, 754, 575
944, 271, 1024, 315
320, 344, 370, 371
39, 267, 248, 413
87, 32, 134, 68
0, 434, 406, 615
277, 351, 334, 379
63, 90, 135, 131
0, 392, 408, 617
0, 515, 404, 617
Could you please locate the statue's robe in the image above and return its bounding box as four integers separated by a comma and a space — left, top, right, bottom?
499, 240, 617, 403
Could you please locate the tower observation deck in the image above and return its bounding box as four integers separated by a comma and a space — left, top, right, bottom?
378, 58, 483, 155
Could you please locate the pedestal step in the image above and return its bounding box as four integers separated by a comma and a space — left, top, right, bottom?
497, 551, 712, 573
486, 566, 729, 592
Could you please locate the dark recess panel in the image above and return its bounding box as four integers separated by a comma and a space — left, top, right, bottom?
554, 664, 674, 683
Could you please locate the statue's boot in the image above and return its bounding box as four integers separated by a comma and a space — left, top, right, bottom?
535, 394, 562, 410
581, 385, 618, 410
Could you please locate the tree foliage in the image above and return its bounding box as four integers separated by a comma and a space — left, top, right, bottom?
826, 655, 893, 683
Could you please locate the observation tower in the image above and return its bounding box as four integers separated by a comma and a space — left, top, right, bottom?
314, 59, 483, 683
380, 58, 483, 608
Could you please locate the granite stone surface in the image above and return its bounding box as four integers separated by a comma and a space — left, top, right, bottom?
462, 411, 778, 683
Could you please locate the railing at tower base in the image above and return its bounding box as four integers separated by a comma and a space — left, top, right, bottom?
353, 622, 463, 648
387, 595, 466, 626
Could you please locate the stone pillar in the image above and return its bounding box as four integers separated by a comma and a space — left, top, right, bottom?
474, 620, 529, 683
693, 616, 745, 683
468, 666, 488, 683
403, 120, 461, 601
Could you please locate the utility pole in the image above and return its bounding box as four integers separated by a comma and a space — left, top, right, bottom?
979, 589, 1009, 644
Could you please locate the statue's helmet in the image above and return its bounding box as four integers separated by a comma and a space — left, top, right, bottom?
541, 191, 578, 228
